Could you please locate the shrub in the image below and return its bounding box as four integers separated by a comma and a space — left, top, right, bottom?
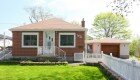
6, 56, 60, 62
0, 61, 20, 65
9, 58, 22, 61
34, 56, 59, 62
129, 38, 140, 57
129, 39, 138, 56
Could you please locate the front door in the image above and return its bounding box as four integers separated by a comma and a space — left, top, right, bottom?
44, 31, 55, 55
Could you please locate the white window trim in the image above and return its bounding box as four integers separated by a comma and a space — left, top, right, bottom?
22, 32, 39, 48
59, 33, 76, 48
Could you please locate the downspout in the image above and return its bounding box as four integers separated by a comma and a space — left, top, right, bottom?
81, 18, 87, 62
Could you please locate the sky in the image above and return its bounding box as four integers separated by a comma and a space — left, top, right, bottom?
0, 0, 140, 37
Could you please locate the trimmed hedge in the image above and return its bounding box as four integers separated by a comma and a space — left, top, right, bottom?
0, 61, 20, 65
8, 57, 60, 62
20, 61, 68, 66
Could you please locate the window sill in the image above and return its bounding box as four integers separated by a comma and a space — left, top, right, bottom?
22, 46, 38, 48
59, 46, 75, 48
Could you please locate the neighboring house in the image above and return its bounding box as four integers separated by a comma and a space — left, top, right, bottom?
0, 34, 12, 48
9, 18, 86, 61
86, 38, 130, 59
0, 39, 12, 47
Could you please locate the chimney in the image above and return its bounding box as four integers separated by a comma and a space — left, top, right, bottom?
81, 18, 85, 27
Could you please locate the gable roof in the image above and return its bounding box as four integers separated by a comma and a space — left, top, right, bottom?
9, 18, 86, 31
86, 38, 130, 44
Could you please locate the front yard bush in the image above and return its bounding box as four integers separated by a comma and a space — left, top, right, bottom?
36, 56, 59, 62
5, 56, 60, 62
0, 61, 20, 65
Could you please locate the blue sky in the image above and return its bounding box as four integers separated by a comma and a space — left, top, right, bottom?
0, 0, 30, 35
0, 0, 140, 37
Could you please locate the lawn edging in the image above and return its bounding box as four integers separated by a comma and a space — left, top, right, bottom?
20, 61, 68, 66
0, 61, 68, 66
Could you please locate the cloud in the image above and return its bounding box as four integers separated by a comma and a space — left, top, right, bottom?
31, 0, 46, 6
47, 0, 110, 28
128, 5, 140, 35
25, 0, 140, 36
47, 0, 140, 36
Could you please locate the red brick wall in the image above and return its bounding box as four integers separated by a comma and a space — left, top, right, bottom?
12, 31, 43, 56
12, 31, 85, 57
55, 31, 85, 57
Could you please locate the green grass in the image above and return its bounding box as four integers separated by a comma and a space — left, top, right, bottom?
0, 65, 107, 80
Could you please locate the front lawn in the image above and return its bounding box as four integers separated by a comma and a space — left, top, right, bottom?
0, 65, 107, 80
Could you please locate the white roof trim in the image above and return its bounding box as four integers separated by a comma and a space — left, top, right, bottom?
9, 28, 87, 31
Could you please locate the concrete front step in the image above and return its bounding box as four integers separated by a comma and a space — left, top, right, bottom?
37, 54, 55, 57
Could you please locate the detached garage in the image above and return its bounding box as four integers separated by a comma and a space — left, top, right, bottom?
86, 38, 130, 59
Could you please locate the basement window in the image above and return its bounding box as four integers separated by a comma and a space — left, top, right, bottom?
59, 33, 75, 48
22, 32, 39, 48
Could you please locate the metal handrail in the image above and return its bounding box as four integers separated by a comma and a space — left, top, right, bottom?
38, 46, 66, 60
0, 51, 12, 60
55, 46, 66, 60
0, 49, 12, 60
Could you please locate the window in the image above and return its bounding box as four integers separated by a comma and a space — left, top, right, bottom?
22, 32, 38, 48
59, 33, 75, 48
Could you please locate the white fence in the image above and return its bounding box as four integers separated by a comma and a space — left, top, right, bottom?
0, 52, 12, 60
74, 53, 102, 63
102, 53, 140, 80
84, 53, 102, 63
0, 50, 12, 60
74, 52, 140, 80
74, 53, 84, 61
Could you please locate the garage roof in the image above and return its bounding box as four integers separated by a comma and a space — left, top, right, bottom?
86, 38, 130, 44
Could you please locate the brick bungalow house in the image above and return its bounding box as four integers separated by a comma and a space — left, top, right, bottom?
9, 18, 86, 61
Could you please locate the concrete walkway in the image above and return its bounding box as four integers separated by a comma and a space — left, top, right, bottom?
68, 63, 83, 66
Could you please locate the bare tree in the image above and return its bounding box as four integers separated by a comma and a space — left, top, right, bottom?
108, 0, 140, 16
25, 6, 53, 23
71, 21, 81, 26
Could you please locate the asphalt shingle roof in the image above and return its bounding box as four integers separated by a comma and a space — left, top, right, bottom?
10, 18, 86, 31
